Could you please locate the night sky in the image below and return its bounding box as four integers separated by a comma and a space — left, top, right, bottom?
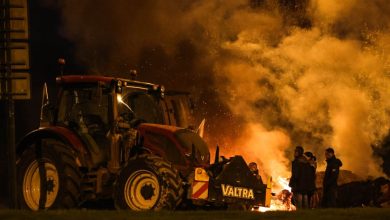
9, 1, 235, 149
13, 1, 85, 140
8, 1, 233, 147
0, 1, 74, 204
2, 0, 390, 180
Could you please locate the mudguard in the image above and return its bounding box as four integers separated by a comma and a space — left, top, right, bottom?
17, 126, 89, 165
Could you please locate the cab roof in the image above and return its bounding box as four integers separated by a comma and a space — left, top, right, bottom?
56, 75, 159, 90
56, 75, 114, 84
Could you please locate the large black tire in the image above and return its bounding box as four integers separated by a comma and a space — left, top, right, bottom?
114, 154, 183, 210
17, 141, 82, 210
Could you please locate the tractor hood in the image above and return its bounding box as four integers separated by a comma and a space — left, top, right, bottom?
138, 124, 210, 167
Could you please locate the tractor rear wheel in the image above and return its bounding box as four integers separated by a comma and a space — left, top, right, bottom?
17, 141, 82, 210
114, 154, 183, 210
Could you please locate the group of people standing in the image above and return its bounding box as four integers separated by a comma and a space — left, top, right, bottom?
289, 146, 343, 209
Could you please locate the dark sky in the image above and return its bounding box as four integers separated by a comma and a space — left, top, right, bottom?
0, 1, 70, 201
13, 1, 231, 145
13, 1, 84, 140
3, 0, 390, 177
12, 0, 241, 149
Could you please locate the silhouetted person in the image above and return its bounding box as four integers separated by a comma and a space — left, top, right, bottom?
322, 147, 342, 208
289, 146, 310, 208
304, 151, 318, 208
249, 162, 264, 184
249, 162, 260, 180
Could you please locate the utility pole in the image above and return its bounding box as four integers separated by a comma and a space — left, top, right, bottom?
0, 0, 30, 208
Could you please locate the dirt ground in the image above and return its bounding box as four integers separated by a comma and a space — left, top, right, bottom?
1, 208, 390, 220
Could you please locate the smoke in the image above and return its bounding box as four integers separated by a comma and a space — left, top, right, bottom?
221, 27, 390, 178
216, 0, 390, 178
50, 0, 390, 179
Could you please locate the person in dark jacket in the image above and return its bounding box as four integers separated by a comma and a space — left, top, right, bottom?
322, 147, 342, 208
249, 162, 261, 181
289, 146, 311, 208
304, 151, 318, 208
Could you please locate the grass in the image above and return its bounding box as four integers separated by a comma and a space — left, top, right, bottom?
1, 208, 390, 220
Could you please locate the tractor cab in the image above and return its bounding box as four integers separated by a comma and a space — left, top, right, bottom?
55, 78, 113, 165
44, 75, 196, 167
47, 75, 194, 129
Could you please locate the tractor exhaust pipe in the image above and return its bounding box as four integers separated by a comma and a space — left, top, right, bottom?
58, 58, 66, 76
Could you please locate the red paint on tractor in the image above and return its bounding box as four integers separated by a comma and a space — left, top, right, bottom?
56, 75, 114, 85
45, 126, 87, 154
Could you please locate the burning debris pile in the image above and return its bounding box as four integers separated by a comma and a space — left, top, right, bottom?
50, 0, 390, 187
271, 190, 295, 211
262, 189, 296, 211
245, 174, 296, 212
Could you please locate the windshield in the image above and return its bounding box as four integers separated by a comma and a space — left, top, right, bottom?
118, 92, 164, 124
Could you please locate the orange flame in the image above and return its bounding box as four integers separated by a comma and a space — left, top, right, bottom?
253, 177, 296, 212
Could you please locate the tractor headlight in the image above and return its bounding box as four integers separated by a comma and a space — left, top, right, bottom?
115, 80, 123, 94
160, 85, 165, 98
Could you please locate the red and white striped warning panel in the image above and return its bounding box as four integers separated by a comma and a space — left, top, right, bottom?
191, 181, 209, 200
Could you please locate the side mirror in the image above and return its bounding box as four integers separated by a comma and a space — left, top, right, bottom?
40, 103, 55, 127
40, 83, 54, 127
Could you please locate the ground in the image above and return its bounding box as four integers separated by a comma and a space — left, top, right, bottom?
1, 209, 390, 220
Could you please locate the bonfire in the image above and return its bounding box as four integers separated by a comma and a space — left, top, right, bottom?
252, 177, 296, 212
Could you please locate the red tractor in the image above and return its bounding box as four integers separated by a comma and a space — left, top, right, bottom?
16, 75, 271, 210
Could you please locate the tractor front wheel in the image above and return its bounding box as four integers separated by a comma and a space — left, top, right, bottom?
114, 155, 183, 210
